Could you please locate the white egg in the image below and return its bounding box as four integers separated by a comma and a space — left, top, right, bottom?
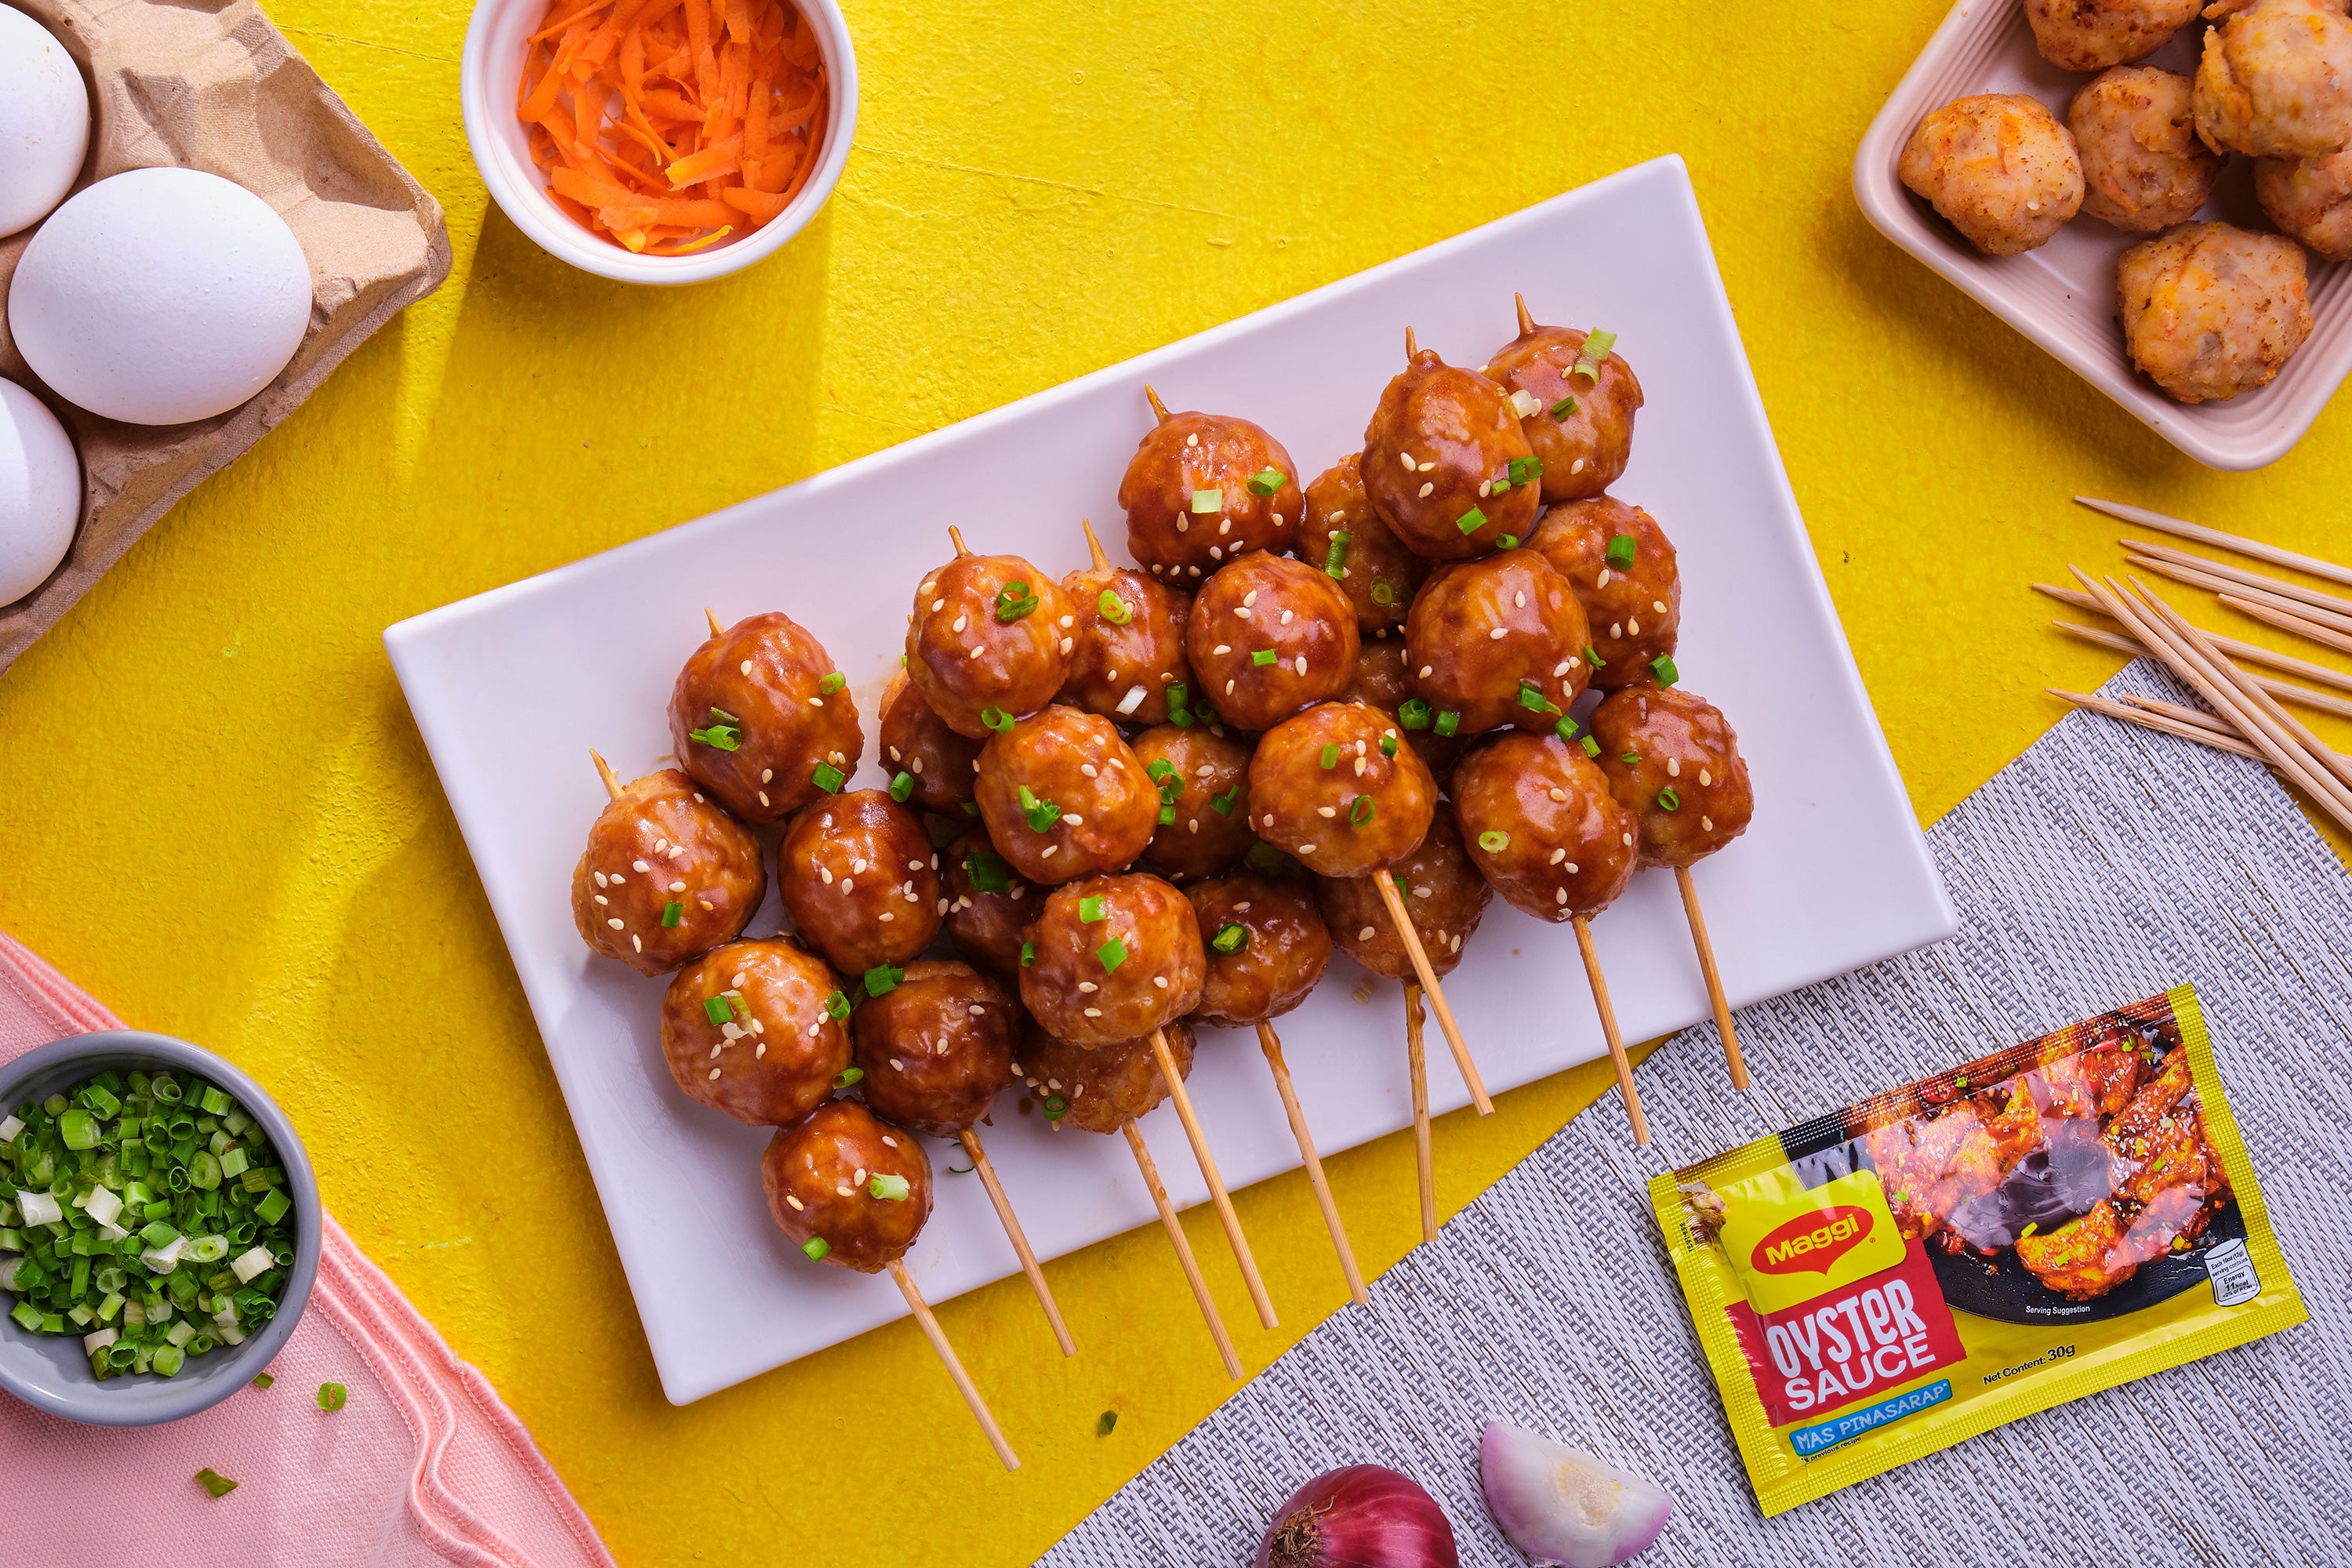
0, 5, 89, 239
8, 167, 311, 426
0, 379, 80, 607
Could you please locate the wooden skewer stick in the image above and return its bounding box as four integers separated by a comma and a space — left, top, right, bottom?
590, 750, 621, 801
2131, 578, 2352, 795
886, 1258, 1020, 1471
1515, 292, 1537, 337
1145, 1028, 1278, 1329
2125, 553, 2352, 639
947, 525, 971, 557
1571, 916, 1650, 1145
1403, 983, 1436, 1245
1256, 1022, 1368, 1304
1675, 868, 1748, 1091
1404, 326, 1418, 358
1372, 873, 1493, 1116
956, 1128, 1076, 1357
2049, 688, 2263, 760
2049, 619, 2352, 719
1144, 384, 1174, 424
2075, 496, 2352, 591
2122, 538, 2352, 625
705, 607, 724, 637
1080, 517, 1112, 572
2220, 594, 2352, 661
1122, 1120, 1243, 1378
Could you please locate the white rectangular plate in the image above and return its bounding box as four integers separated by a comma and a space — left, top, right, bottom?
387, 154, 1955, 1405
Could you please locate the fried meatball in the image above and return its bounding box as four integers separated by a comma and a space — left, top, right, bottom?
878, 668, 983, 816
1187, 553, 1359, 732
670, 612, 862, 824
660, 938, 849, 1126
905, 546, 1075, 739
975, 706, 1159, 885
1590, 687, 1755, 869
2195, 0, 2352, 158
1131, 722, 1256, 883
2118, 222, 2314, 402
775, 789, 942, 977
1187, 872, 1333, 1026
1404, 550, 1589, 735
2072, 67, 2224, 230
1362, 339, 1540, 560
1899, 93, 2085, 255
1453, 734, 1639, 922
2256, 151, 2352, 258
1483, 305, 1642, 503
1017, 1020, 1195, 1134
1019, 873, 1205, 1047
1314, 809, 1490, 979
572, 767, 764, 976
1526, 495, 1681, 692
762, 1101, 931, 1273
942, 826, 1036, 982
1302, 455, 1427, 634
851, 960, 1018, 1138
2025, 0, 2201, 71
1249, 702, 1436, 878
1118, 389, 1303, 583
1060, 530, 1193, 727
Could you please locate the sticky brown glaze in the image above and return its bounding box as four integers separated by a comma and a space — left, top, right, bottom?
660, 938, 850, 1126
1453, 733, 1639, 922
1185, 553, 1359, 733
572, 768, 765, 976
776, 790, 943, 976
1590, 686, 1755, 869
1342, 641, 1464, 787
670, 612, 863, 824
1313, 809, 1490, 980
942, 826, 1037, 982
851, 960, 1018, 1139
1187, 871, 1333, 1026
1131, 723, 1257, 883
1118, 395, 1303, 583
1361, 344, 1538, 560
1483, 314, 1642, 503
1403, 550, 1590, 735
761, 1101, 931, 1274
1017, 1020, 1195, 1134
974, 706, 1159, 885
1527, 495, 1681, 691
877, 667, 984, 815
1302, 454, 1426, 634
1018, 872, 1205, 1047
1248, 702, 1436, 878
1060, 555, 1193, 727
905, 549, 1075, 738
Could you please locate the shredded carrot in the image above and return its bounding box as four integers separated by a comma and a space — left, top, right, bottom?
518, 0, 826, 256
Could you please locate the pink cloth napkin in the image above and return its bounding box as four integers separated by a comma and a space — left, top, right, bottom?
0, 930, 618, 1568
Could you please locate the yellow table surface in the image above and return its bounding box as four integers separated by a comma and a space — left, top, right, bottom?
5, 1, 2350, 1561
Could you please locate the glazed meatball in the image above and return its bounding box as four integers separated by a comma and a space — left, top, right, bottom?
670, 612, 862, 824
2025, 0, 2201, 72
2119, 222, 2314, 402
1403, 550, 1589, 735
851, 960, 1018, 1138
1314, 809, 1490, 979
1187, 553, 1360, 732
905, 544, 1076, 739
2072, 67, 2223, 230
2195, 0, 2352, 158
1017, 1020, 1196, 1134
1187, 872, 1334, 1026
878, 668, 984, 816
762, 1101, 931, 1273
1118, 388, 1304, 583
1301, 455, 1427, 634
975, 706, 1160, 884
572, 767, 764, 976
776, 790, 943, 976
2256, 151, 2352, 258
1019, 873, 1205, 1047
1483, 303, 1642, 503
1131, 723, 1257, 883
1589, 687, 1755, 870
1060, 525, 1194, 726
1362, 339, 1540, 560
1899, 93, 2085, 255
942, 826, 1036, 982
1527, 495, 1681, 691
1249, 702, 1437, 878
660, 938, 850, 1126
1344, 641, 1465, 783
1453, 734, 1639, 922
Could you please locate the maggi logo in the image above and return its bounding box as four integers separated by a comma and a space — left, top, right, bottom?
1751, 1205, 1875, 1276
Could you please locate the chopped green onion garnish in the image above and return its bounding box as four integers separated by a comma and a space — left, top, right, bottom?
1650, 654, 1679, 687
1251, 649, 1279, 667
710, 706, 739, 724
1148, 758, 1176, 782
1606, 534, 1638, 570
1508, 456, 1542, 488
1581, 735, 1601, 757
1516, 681, 1554, 713
1392, 870, 1410, 896
703, 995, 735, 1026
1098, 589, 1133, 625
1159, 803, 1177, 825
965, 851, 1012, 893
1398, 698, 1432, 730
1572, 328, 1617, 381
195, 1468, 238, 1499
318, 1382, 347, 1412
1552, 394, 1578, 419
688, 721, 742, 750
981, 706, 1016, 735
1319, 742, 1339, 768
1583, 646, 1604, 669
825, 990, 851, 1021
1210, 785, 1241, 815
803, 1237, 830, 1261
818, 672, 846, 695
1434, 711, 1461, 738
996, 582, 1040, 622
869, 1174, 910, 1201
1621, 750, 1641, 765
888, 771, 914, 803
1380, 734, 1399, 757
1555, 716, 1580, 743
811, 762, 846, 793
1098, 1410, 1118, 1436
1020, 940, 1036, 967
1247, 468, 1285, 497
1350, 795, 1376, 825
833, 1067, 864, 1088
1324, 531, 1352, 578
1477, 829, 1511, 853
1456, 506, 1487, 535
252, 1374, 274, 1390
1024, 789, 1062, 832
1657, 786, 1681, 811
1211, 923, 1248, 955
1370, 580, 1395, 606
1496, 534, 1519, 550
1079, 895, 1108, 923
660, 901, 684, 928
1098, 937, 1128, 972
1043, 1094, 1070, 1120
1190, 488, 1223, 514
863, 965, 904, 998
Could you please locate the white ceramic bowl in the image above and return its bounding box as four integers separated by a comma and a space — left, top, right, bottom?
459, 0, 855, 286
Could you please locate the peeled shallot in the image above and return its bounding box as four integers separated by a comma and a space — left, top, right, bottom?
1478, 1421, 1671, 1567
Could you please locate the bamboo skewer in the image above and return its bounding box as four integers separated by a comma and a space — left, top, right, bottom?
1145, 1028, 1277, 1330
1256, 1022, 1368, 1304
1674, 868, 1748, 1091
1082, 517, 1112, 572
1373, 873, 1493, 1116
705, 607, 724, 637
2049, 618, 2352, 719
2121, 539, 2352, 627
2075, 496, 2352, 591
1144, 384, 1174, 423
1571, 916, 1650, 1145
2049, 688, 2263, 760
591, 750, 621, 800
1123, 1120, 1243, 1379
948, 524, 971, 556
2132, 579, 2352, 795
957, 1128, 1076, 1357
2125, 553, 2352, 639
887, 1258, 1020, 1471
1515, 292, 1538, 337
1403, 983, 1437, 1244
2221, 594, 2352, 660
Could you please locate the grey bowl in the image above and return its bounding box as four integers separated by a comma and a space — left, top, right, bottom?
0, 1031, 318, 1426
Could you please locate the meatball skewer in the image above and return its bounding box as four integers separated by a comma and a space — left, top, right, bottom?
575, 752, 765, 975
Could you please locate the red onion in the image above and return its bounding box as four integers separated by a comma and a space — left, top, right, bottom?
1255, 1465, 1460, 1568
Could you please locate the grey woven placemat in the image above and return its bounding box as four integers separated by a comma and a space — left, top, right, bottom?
1040, 661, 2352, 1567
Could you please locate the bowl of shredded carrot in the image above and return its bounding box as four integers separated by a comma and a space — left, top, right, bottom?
461, 0, 853, 285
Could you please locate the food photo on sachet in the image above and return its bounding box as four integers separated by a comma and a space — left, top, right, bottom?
2, 2, 2347, 1566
